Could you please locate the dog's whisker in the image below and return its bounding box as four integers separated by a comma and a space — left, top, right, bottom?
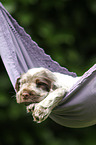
11, 94, 16, 98
8, 92, 16, 99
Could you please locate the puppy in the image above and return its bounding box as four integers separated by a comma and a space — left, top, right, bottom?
15, 67, 81, 123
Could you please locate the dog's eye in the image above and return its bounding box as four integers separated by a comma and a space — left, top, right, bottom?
36, 80, 49, 92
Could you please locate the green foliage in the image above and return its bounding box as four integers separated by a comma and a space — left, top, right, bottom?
0, 0, 96, 145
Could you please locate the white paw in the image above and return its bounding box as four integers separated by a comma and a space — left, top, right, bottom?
26, 103, 36, 113
27, 103, 51, 123
32, 104, 51, 123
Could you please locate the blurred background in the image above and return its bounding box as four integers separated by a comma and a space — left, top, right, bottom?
0, 0, 96, 145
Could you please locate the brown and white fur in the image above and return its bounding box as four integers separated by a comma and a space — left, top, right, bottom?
15, 67, 81, 123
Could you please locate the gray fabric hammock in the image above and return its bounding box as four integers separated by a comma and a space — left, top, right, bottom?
0, 2, 96, 128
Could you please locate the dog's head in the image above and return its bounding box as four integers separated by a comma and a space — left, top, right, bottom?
15, 68, 56, 105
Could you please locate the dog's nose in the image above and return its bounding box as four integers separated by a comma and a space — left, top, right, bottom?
22, 92, 29, 99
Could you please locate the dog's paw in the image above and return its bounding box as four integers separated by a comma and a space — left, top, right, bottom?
26, 103, 51, 123
32, 104, 51, 123
26, 103, 36, 113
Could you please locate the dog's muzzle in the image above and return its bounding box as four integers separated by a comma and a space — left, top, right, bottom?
16, 90, 41, 105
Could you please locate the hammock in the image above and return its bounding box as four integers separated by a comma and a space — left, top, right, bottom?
0, 2, 96, 128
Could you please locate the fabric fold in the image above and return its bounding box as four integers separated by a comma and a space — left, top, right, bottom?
50, 64, 96, 128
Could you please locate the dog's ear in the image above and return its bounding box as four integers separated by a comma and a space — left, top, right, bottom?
15, 77, 20, 92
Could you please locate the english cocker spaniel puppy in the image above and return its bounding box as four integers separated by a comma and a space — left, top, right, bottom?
15, 67, 80, 123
